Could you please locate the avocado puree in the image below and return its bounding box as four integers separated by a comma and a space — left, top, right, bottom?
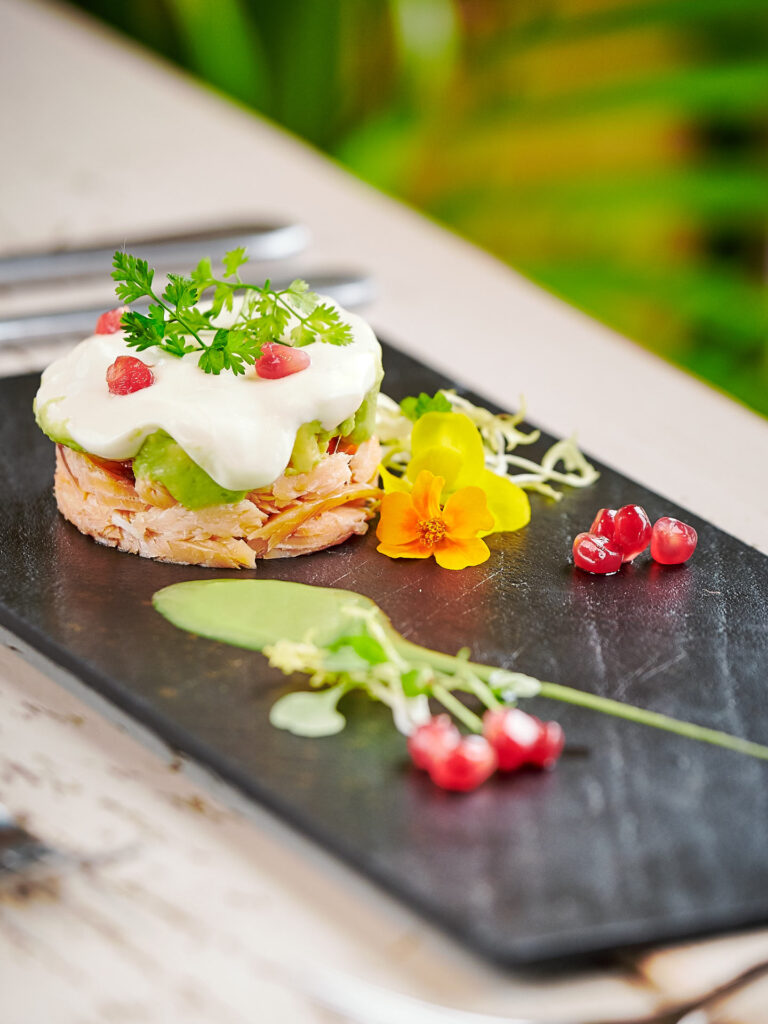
287, 384, 379, 474
34, 398, 85, 453
133, 432, 248, 509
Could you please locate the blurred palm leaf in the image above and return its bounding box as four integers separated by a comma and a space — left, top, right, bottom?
69, 0, 768, 415
166, 0, 269, 107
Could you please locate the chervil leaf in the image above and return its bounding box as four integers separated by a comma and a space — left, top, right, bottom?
112, 251, 154, 303
300, 303, 353, 346
122, 310, 165, 348
147, 303, 167, 326
198, 344, 224, 375
225, 328, 261, 361
211, 282, 235, 316
290, 322, 317, 347
191, 257, 214, 289
245, 291, 291, 341
222, 246, 248, 278
283, 278, 316, 314
164, 334, 196, 358
179, 307, 214, 331
163, 273, 198, 310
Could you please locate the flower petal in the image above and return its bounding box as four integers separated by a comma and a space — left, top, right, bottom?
376, 492, 420, 545
410, 470, 444, 520
407, 413, 485, 491
433, 537, 491, 571
377, 539, 432, 560
380, 464, 411, 494
407, 446, 463, 489
479, 470, 531, 536
442, 485, 494, 538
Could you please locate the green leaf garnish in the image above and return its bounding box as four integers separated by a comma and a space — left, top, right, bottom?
222, 246, 248, 279
331, 634, 389, 666
154, 580, 768, 763
399, 391, 452, 421
111, 248, 353, 375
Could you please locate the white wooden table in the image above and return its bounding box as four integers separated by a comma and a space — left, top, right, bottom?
2, 2, 768, 1021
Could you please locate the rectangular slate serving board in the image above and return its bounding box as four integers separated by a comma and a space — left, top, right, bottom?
1, 345, 768, 968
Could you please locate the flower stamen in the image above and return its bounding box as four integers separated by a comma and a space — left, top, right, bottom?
418, 516, 446, 547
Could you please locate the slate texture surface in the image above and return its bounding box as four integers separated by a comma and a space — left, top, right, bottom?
1, 348, 767, 966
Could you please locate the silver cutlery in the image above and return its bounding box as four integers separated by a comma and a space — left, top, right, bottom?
0, 221, 309, 287
0, 270, 376, 347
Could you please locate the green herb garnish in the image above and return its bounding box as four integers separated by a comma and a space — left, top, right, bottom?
111, 248, 353, 376
399, 390, 452, 421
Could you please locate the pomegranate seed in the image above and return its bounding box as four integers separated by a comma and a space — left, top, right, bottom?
590, 508, 617, 539
106, 356, 154, 395
427, 735, 497, 792
529, 721, 565, 769
651, 517, 698, 565
613, 504, 652, 562
95, 307, 127, 334
255, 343, 311, 379
408, 715, 460, 771
573, 532, 622, 574
483, 708, 541, 770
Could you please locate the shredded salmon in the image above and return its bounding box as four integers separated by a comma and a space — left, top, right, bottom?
54, 438, 382, 569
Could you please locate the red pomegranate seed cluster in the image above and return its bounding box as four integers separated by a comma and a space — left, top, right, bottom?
105, 356, 155, 395
573, 503, 697, 573
408, 708, 565, 792
254, 342, 311, 379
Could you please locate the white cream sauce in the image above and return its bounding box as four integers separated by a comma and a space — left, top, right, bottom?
35, 298, 382, 490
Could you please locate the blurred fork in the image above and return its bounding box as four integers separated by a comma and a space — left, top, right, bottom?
0, 221, 309, 288
0, 269, 376, 348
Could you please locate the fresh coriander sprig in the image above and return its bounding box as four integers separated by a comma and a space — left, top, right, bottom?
111, 247, 353, 376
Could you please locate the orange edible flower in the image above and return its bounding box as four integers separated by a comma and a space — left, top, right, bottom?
376, 470, 494, 570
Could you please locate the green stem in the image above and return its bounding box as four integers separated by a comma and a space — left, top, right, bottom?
210, 278, 317, 329
395, 637, 495, 682
432, 684, 483, 733
463, 675, 502, 710
538, 682, 768, 761
149, 288, 210, 350
394, 636, 768, 762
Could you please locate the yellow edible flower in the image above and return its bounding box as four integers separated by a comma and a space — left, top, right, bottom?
381, 412, 530, 536
377, 470, 493, 570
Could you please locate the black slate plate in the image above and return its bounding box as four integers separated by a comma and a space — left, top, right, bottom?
1, 347, 768, 968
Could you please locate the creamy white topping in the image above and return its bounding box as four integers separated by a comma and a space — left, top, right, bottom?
35, 298, 382, 490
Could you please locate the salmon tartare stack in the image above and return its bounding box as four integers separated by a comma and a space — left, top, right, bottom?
34, 258, 383, 569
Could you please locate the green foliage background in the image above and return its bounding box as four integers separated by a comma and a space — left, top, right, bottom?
71, 0, 768, 416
